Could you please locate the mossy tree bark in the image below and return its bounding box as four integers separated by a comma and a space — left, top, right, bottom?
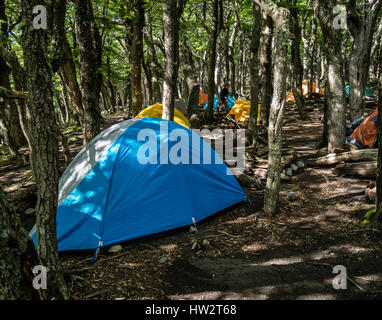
20, 0, 69, 299
314, 0, 347, 153
254, 0, 289, 216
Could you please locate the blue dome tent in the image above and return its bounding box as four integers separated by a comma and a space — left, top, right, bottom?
29, 117, 246, 252
204, 94, 236, 110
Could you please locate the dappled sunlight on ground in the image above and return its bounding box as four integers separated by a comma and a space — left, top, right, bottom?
3, 107, 382, 300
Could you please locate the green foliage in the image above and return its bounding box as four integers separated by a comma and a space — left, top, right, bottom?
361, 208, 377, 228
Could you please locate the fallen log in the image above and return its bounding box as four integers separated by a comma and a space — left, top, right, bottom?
235, 173, 264, 189
280, 151, 297, 171
307, 149, 377, 166
335, 161, 377, 178
251, 168, 267, 180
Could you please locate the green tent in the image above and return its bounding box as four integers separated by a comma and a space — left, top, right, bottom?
345, 85, 374, 98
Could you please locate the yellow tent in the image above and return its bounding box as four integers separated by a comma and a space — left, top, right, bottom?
286, 80, 323, 102
228, 99, 261, 124
136, 104, 190, 128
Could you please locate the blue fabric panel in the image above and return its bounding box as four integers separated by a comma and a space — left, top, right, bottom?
101, 118, 246, 247
32, 133, 126, 251
204, 94, 236, 110
227, 95, 236, 108
346, 117, 365, 137
33, 117, 246, 251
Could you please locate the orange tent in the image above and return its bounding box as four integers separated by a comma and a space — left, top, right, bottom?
349, 108, 378, 148
286, 80, 323, 102
199, 91, 208, 105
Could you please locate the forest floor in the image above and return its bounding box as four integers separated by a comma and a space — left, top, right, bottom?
1, 100, 382, 300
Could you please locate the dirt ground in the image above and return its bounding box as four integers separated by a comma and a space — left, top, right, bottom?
2, 101, 382, 300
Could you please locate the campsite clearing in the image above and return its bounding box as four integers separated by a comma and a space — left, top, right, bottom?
3, 100, 381, 300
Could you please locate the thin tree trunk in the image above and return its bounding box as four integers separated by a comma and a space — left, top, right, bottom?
314, 0, 347, 153
204, 0, 222, 124
188, 84, 201, 128
260, 14, 273, 126
254, 0, 290, 216
229, 9, 239, 96
2, 49, 34, 154
74, 0, 103, 144
376, 35, 382, 225
0, 1, 26, 155
346, 0, 382, 121
131, 0, 144, 117
106, 56, 116, 113
144, 11, 162, 104
162, 0, 184, 121
289, 0, 306, 120
60, 40, 84, 124
142, 55, 153, 105
248, 3, 262, 146
307, 16, 317, 99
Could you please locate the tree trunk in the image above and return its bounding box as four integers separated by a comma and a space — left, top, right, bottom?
144, 11, 162, 104
131, 0, 144, 117
162, 0, 184, 121
259, 14, 273, 127
248, 3, 262, 146
182, 39, 200, 128
254, 0, 290, 216
188, 84, 201, 128
20, 0, 69, 299
289, 0, 306, 120
370, 19, 382, 82
346, 0, 382, 121
307, 17, 317, 100
60, 39, 84, 124
0, 1, 26, 155
74, 0, 103, 144
228, 9, 239, 96
314, 0, 347, 153
203, 0, 222, 124
2, 49, 35, 153
376, 36, 382, 225
142, 54, 153, 105
106, 56, 116, 113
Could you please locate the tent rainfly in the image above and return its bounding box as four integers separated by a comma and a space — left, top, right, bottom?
136, 104, 190, 128
29, 117, 246, 251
